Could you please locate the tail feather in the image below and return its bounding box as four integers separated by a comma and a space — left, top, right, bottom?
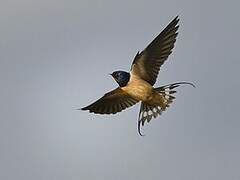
137, 81, 195, 136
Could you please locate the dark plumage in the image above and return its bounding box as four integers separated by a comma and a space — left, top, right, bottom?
81, 16, 195, 136
110, 71, 130, 87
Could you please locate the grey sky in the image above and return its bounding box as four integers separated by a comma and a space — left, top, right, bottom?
0, 0, 240, 179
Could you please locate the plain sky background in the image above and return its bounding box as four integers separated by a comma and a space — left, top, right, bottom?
0, 0, 240, 179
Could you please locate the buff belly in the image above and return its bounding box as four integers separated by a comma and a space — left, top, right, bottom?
121, 75, 166, 107
121, 75, 153, 102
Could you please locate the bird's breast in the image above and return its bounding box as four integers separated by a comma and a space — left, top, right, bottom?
121, 74, 153, 101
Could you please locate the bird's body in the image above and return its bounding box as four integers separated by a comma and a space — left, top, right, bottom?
122, 72, 153, 102
122, 73, 167, 107
81, 16, 195, 135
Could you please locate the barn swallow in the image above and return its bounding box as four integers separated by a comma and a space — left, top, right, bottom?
81, 16, 195, 136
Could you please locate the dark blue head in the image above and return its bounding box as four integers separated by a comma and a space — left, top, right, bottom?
110, 71, 130, 87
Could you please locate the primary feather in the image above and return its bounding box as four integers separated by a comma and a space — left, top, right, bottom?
130, 16, 179, 85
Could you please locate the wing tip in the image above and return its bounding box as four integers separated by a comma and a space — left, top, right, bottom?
174, 15, 180, 22
78, 105, 90, 111
170, 15, 180, 28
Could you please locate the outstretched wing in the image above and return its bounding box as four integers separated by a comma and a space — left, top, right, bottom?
81, 88, 139, 114
131, 16, 179, 85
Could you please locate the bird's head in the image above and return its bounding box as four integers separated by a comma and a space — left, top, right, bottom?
110, 71, 130, 87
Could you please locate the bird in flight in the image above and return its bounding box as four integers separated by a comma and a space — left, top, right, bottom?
81, 16, 195, 136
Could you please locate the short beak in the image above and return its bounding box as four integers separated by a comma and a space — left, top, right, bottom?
109, 73, 116, 81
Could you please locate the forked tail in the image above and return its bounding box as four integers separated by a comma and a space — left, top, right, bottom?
138, 81, 195, 136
